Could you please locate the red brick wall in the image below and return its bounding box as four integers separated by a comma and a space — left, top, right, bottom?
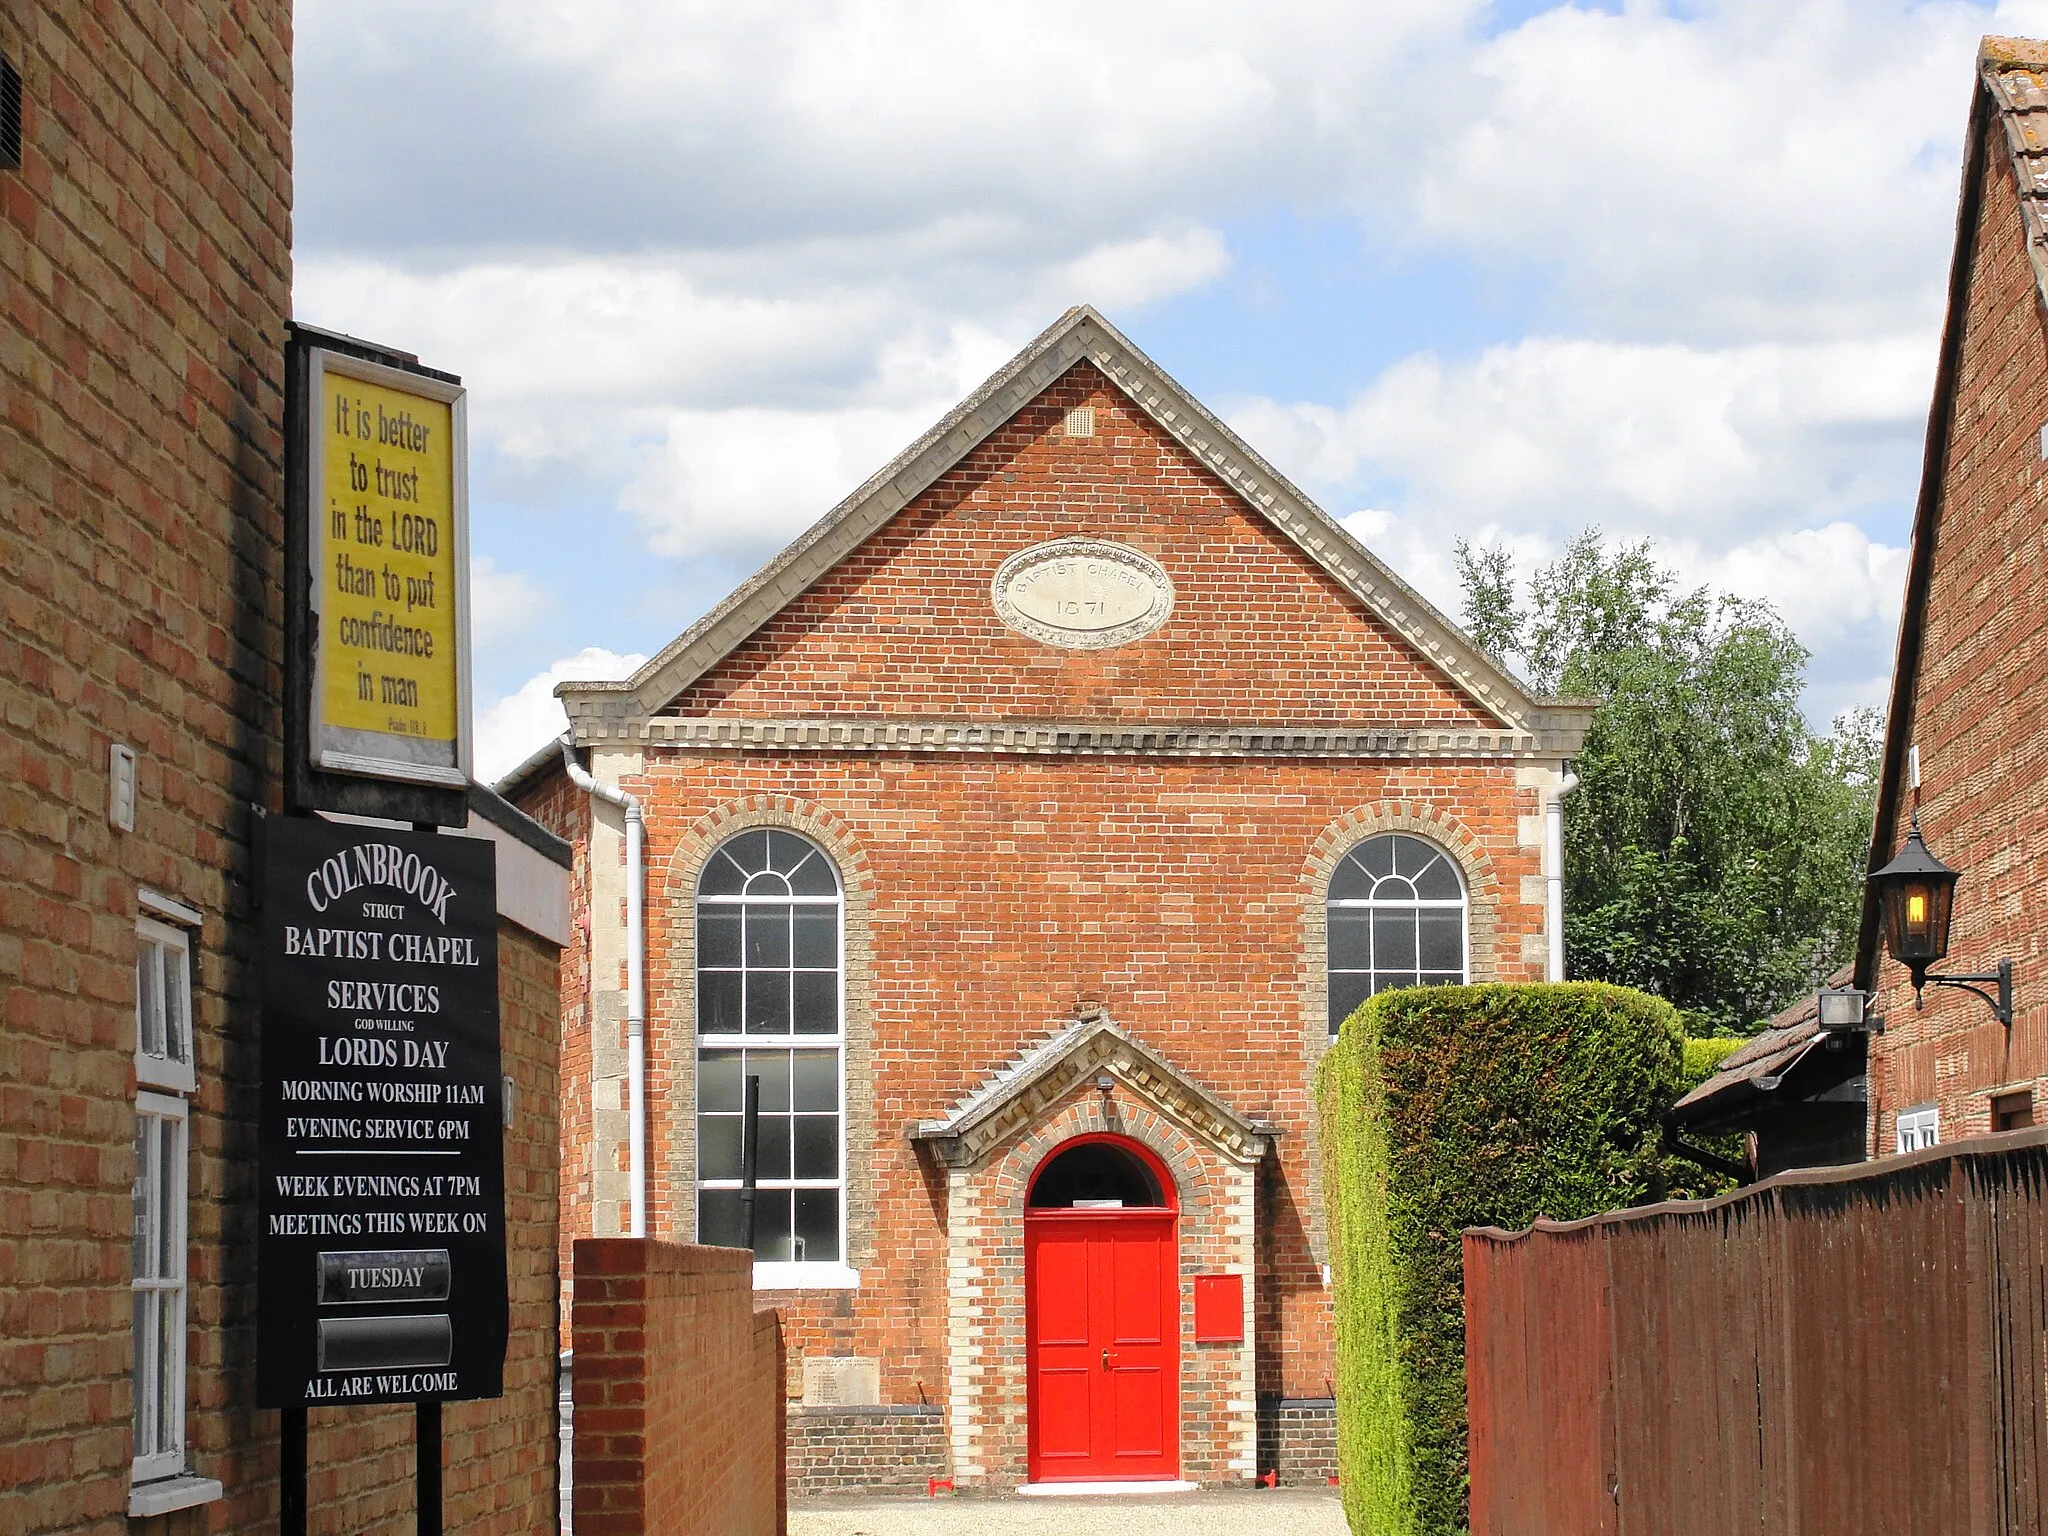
1871, 110, 2048, 1145
1, 3, 292, 1532
618, 758, 1535, 1410
668, 364, 1493, 728
572, 1240, 785, 1536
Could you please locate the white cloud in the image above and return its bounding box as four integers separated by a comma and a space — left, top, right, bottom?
294, 227, 1237, 562
619, 404, 946, 557
297, 0, 1471, 256
469, 556, 552, 646
1229, 334, 1930, 543
475, 646, 647, 784
1414, 0, 2039, 339
1688, 522, 1910, 651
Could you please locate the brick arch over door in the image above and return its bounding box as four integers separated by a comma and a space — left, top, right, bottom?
660, 796, 878, 1267
1291, 800, 1500, 1264
949, 1092, 1258, 1485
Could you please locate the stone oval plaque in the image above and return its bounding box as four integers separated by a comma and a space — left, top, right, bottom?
992, 539, 1174, 650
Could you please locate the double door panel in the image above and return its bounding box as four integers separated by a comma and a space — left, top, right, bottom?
1026, 1212, 1177, 1482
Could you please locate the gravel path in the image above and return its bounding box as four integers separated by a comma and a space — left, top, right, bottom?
789, 1487, 1347, 1535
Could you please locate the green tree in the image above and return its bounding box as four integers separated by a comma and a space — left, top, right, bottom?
1456, 531, 1878, 1033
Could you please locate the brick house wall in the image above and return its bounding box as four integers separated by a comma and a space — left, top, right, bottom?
516, 309, 1587, 1490
1865, 41, 2048, 1149
2, 3, 292, 1531
1, 7, 569, 1531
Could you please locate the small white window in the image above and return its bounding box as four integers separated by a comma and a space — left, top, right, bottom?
1896, 1103, 1939, 1153
135, 917, 194, 1094
132, 1090, 188, 1484
129, 905, 216, 1512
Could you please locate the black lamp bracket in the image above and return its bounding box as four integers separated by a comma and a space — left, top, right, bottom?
1911, 957, 2014, 1028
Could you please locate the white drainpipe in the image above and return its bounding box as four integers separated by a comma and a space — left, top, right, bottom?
562, 735, 646, 1238
1546, 763, 1581, 984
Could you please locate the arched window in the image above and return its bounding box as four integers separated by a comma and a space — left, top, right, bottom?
1326, 832, 1468, 1034
694, 828, 843, 1272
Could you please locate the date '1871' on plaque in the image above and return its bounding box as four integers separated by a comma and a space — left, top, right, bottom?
991, 538, 1174, 650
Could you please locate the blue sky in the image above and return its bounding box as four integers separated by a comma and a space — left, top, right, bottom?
291, 0, 2048, 779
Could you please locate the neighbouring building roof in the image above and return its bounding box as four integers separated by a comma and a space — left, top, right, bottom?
910, 1009, 1274, 1170
1667, 968, 1862, 1133
1856, 36, 2048, 986
552, 305, 1595, 752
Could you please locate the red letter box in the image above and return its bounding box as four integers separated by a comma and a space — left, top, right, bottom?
1193, 1272, 1245, 1343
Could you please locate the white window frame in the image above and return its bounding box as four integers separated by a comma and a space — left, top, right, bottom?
1896, 1103, 1940, 1154
135, 916, 195, 1095
132, 1089, 189, 1485
694, 831, 857, 1290
129, 902, 220, 1515
1327, 833, 1471, 1036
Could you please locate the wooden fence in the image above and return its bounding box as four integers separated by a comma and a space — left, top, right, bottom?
1465, 1128, 2048, 1534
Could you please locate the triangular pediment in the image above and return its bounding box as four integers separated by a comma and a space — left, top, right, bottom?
559, 306, 1588, 747
910, 1010, 1273, 1170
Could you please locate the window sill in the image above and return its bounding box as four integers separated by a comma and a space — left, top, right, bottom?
135, 1055, 196, 1095
753, 1261, 860, 1291
129, 1474, 223, 1518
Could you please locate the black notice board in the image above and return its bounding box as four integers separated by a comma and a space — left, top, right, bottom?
258, 817, 507, 1407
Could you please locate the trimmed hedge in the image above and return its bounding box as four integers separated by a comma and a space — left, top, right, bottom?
1316, 983, 1684, 1535
1682, 1034, 1743, 1090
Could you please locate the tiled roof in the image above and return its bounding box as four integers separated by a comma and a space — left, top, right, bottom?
1668, 965, 1851, 1119
1982, 38, 2048, 314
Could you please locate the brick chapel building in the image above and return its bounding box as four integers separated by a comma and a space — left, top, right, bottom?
1857, 36, 2048, 1153
508, 306, 1592, 1490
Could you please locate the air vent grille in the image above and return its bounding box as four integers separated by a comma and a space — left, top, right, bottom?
1, 52, 21, 172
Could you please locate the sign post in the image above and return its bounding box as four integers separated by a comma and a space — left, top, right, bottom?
257, 817, 506, 1521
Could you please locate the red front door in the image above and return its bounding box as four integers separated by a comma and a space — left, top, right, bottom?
1025, 1209, 1179, 1482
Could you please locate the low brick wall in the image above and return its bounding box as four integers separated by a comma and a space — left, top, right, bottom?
788, 1405, 947, 1497
1257, 1397, 1337, 1486
572, 1241, 786, 1536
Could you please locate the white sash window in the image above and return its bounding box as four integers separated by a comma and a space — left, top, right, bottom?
694, 830, 849, 1287
1327, 833, 1470, 1035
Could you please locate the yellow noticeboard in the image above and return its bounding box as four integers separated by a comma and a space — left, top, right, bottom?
309, 352, 469, 785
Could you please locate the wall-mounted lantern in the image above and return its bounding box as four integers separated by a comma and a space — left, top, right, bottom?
1868, 815, 2013, 1027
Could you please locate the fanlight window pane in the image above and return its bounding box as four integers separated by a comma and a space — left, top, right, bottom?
1327, 833, 1469, 1034
696, 829, 845, 1268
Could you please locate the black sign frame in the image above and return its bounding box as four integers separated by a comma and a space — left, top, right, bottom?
258, 816, 508, 1408
283, 322, 469, 827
